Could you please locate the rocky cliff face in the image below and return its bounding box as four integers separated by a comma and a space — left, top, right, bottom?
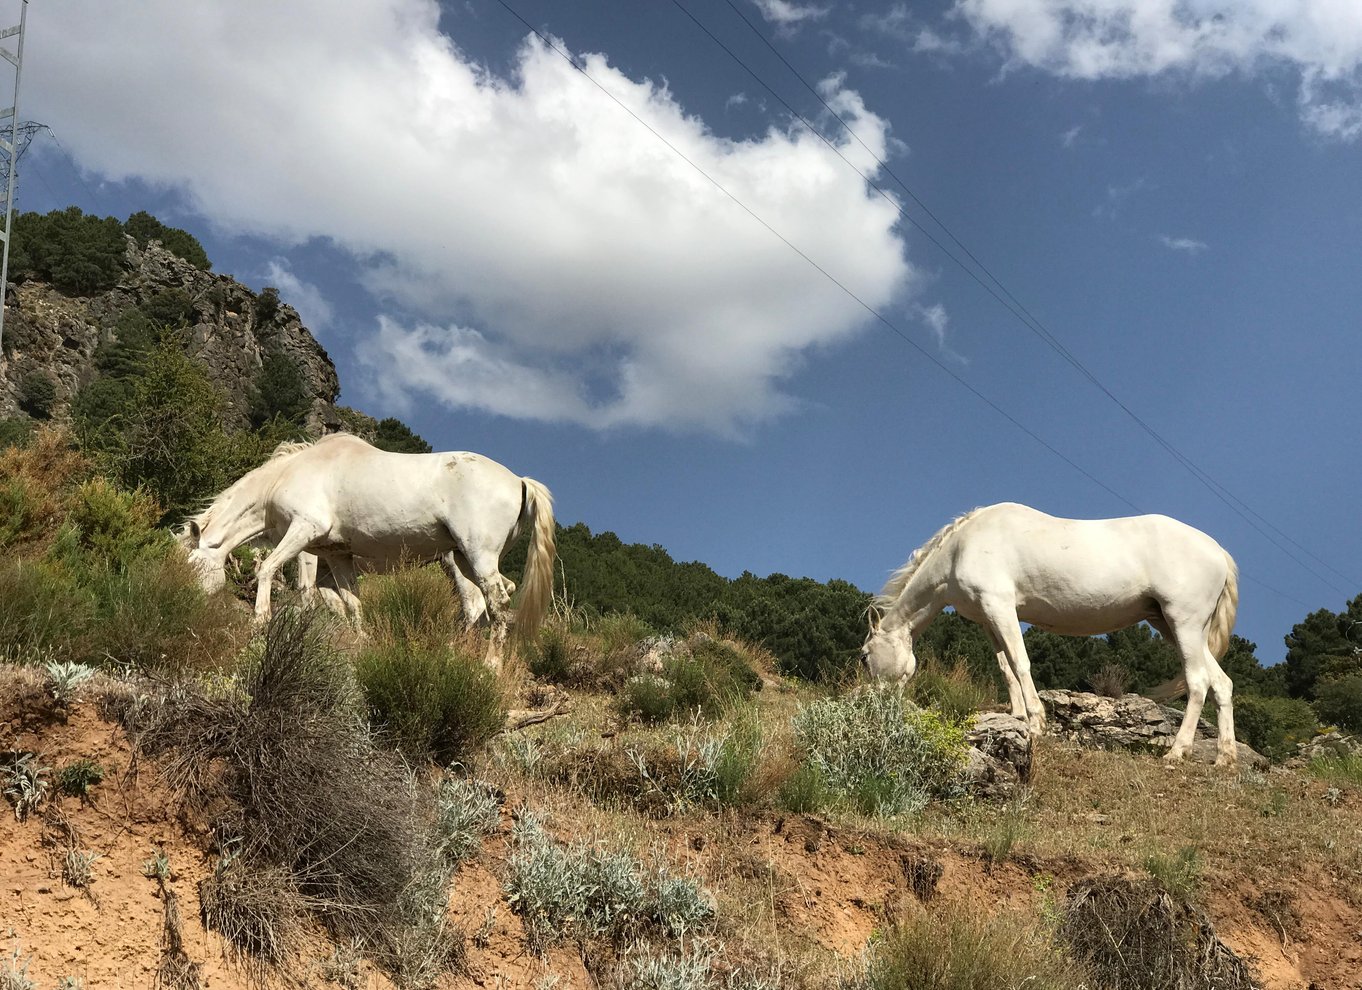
0, 236, 339, 429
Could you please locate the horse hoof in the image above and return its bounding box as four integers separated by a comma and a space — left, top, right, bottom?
1163, 749, 1185, 763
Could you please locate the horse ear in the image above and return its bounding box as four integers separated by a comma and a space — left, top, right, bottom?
188, 520, 201, 546
867, 602, 883, 632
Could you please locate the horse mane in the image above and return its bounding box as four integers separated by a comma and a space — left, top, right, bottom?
180, 435, 350, 539
875, 506, 989, 608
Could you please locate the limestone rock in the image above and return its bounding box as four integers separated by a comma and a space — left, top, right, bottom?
0, 236, 339, 431
963, 711, 1031, 799
1038, 689, 1212, 752
1284, 730, 1362, 769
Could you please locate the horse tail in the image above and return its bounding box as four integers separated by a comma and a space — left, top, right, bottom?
514, 477, 556, 645
1206, 550, 1239, 661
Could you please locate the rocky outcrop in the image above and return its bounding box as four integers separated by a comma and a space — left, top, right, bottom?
1039, 689, 1205, 751
963, 711, 1031, 799
0, 236, 339, 430
1039, 689, 1266, 768
1284, 730, 1362, 769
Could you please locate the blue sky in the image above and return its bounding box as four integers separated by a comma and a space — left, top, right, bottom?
16, 0, 1362, 663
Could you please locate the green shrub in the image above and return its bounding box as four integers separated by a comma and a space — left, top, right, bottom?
360, 565, 460, 645
617, 635, 760, 724
17, 372, 56, 419
249, 351, 310, 430
907, 652, 997, 722
0, 557, 93, 660
58, 477, 169, 569
140, 289, 196, 329
9, 206, 127, 293
0, 475, 49, 549
0, 417, 34, 450
849, 902, 1092, 990
1313, 674, 1362, 733
56, 758, 105, 799
124, 211, 211, 269
434, 776, 501, 863
256, 286, 281, 323
529, 624, 574, 683
355, 638, 506, 764
790, 685, 968, 817
373, 417, 432, 454
1234, 694, 1320, 761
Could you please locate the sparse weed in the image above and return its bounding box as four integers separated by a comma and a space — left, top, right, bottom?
778, 762, 830, 814
143, 846, 174, 884
906, 653, 996, 722
846, 903, 1092, 990
597, 613, 655, 656
434, 775, 501, 863
43, 660, 95, 705
0, 941, 34, 990
1308, 753, 1362, 787
320, 938, 363, 989
790, 685, 968, 818
628, 710, 765, 813
982, 800, 1029, 866
1143, 845, 1202, 901
493, 733, 545, 778
54, 978, 85, 990
615, 945, 713, 990
2, 752, 51, 821
62, 849, 100, 889
504, 813, 714, 953
56, 759, 105, 800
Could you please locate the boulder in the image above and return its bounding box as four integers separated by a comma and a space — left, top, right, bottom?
1039, 689, 1212, 752
963, 711, 1031, 799
1283, 730, 1362, 769
1039, 689, 1267, 766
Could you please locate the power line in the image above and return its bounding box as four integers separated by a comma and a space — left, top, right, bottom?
676, 0, 1358, 599
489, 0, 1328, 612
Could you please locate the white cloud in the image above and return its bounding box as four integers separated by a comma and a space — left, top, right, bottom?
914, 302, 967, 363
1093, 176, 1151, 219
29, 1, 914, 434
1061, 124, 1083, 148
1159, 235, 1209, 254
262, 259, 333, 332
752, 0, 830, 27
949, 0, 1362, 139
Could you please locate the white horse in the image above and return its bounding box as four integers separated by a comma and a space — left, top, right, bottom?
862, 503, 1239, 766
296, 550, 514, 628
182, 434, 555, 668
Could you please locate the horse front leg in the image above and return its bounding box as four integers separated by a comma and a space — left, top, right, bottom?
979, 602, 1046, 734
987, 628, 1027, 719
254, 521, 324, 624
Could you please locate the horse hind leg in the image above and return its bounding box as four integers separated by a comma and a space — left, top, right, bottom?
439, 551, 487, 629
446, 542, 513, 672
1161, 611, 1235, 767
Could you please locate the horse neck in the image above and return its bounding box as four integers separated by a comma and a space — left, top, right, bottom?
199, 487, 270, 553
882, 546, 949, 636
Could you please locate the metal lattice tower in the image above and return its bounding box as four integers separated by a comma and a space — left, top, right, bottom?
0, 0, 28, 350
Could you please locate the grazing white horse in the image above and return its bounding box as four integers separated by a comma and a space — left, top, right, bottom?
862, 503, 1239, 766
181, 434, 555, 668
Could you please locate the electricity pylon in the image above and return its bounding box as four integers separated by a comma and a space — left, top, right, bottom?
0, 0, 28, 350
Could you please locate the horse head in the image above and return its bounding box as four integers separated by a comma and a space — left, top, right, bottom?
860, 603, 917, 682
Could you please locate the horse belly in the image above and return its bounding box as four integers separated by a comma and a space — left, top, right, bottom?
1015, 595, 1156, 637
